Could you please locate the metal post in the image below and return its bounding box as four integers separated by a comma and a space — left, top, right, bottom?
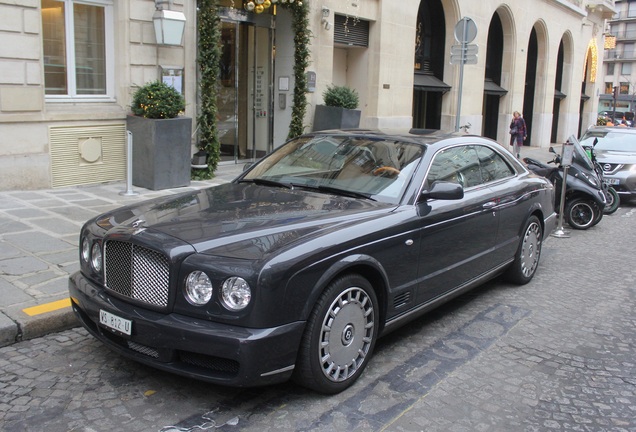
551, 166, 570, 238
120, 130, 139, 196
455, 19, 467, 132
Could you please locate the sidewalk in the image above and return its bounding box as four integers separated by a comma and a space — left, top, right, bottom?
0, 145, 556, 347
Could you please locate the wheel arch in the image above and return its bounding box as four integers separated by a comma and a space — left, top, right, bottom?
290, 254, 390, 333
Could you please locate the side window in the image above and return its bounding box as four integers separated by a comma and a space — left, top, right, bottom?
426, 145, 483, 188
474, 146, 515, 183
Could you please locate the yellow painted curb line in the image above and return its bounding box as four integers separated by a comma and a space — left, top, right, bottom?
23, 298, 71, 317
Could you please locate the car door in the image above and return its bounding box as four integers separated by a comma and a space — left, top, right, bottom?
415, 144, 500, 304
473, 145, 525, 264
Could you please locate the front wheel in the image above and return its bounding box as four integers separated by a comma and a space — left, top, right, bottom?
565, 198, 597, 230
293, 274, 379, 394
505, 215, 543, 285
603, 186, 620, 215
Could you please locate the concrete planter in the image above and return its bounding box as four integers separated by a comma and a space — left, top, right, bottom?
313, 105, 361, 131
126, 115, 192, 190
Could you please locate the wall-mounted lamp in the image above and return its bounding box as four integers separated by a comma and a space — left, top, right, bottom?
153, 0, 186, 46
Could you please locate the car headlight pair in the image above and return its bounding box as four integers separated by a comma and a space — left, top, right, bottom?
81, 237, 102, 273
185, 271, 251, 311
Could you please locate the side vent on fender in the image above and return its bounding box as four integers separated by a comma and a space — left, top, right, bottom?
393, 291, 412, 309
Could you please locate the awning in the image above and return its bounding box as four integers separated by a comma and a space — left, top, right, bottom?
414, 73, 451, 93
581, 94, 590, 101
484, 79, 507, 96
554, 89, 566, 100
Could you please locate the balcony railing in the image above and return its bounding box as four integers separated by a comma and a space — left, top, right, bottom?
605, 49, 636, 60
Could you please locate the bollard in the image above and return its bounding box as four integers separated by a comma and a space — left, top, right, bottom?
120, 130, 139, 196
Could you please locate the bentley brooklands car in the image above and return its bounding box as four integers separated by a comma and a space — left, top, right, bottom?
69, 130, 556, 394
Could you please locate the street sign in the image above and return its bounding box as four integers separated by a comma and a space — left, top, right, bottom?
454, 17, 477, 44
450, 44, 478, 56
450, 54, 478, 65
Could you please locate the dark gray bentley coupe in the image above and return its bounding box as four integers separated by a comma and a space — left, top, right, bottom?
69, 130, 556, 394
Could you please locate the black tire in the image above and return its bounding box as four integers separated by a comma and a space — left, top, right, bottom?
505, 215, 543, 285
603, 187, 620, 215
293, 274, 379, 394
565, 198, 596, 230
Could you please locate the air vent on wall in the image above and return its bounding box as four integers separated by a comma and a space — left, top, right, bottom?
334, 14, 369, 47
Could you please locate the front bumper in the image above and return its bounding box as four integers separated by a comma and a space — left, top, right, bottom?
69, 271, 305, 387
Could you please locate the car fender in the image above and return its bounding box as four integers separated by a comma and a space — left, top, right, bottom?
286, 253, 390, 324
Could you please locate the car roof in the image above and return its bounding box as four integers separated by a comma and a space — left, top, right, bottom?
302, 128, 494, 146
584, 126, 636, 134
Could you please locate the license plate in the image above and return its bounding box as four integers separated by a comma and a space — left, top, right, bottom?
99, 310, 132, 336
604, 178, 619, 185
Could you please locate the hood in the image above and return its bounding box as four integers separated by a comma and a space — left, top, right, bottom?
595, 149, 636, 164
95, 183, 394, 259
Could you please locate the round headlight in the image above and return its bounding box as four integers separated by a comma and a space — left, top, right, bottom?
185, 271, 213, 305
221, 277, 251, 311
81, 238, 90, 262
90, 243, 102, 272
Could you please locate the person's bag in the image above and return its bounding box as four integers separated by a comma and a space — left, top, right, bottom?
509, 126, 518, 135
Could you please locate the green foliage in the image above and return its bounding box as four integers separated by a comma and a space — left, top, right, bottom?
323, 85, 359, 110
193, 0, 222, 180
284, 1, 311, 140
130, 80, 185, 119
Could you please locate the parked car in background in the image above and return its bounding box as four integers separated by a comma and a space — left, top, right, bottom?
69, 130, 556, 394
579, 126, 636, 202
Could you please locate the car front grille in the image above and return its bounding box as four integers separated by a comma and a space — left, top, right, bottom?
104, 240, 169, 308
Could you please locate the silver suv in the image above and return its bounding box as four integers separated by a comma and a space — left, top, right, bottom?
579, 126, 636, 202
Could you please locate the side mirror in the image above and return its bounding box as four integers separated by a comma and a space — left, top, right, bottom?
242, 162, 253, 172
549, 146, 556, 154
421, 180, 464, 201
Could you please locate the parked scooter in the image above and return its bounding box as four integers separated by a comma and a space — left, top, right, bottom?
523, 137, 606, 230
582, 137, 620, 215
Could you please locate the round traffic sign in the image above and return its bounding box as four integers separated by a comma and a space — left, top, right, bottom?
454, 17, 477, 44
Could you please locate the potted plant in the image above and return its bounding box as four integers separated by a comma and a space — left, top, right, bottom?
313, 85, 361, 131
127, 80, 192, 190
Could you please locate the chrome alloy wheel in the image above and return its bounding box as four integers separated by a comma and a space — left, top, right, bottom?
520, 220, 542, 278
318, 287, 375, 383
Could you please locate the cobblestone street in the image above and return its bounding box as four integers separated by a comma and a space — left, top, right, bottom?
1, 204, 635, 432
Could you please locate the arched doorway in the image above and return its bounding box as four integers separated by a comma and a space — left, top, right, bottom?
483, 12, 507, 140
412, 0, 448, 130
523, 28, 539, 146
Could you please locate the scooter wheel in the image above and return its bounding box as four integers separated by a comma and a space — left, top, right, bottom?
565, 198, 597, 230
603, 187, 620, 215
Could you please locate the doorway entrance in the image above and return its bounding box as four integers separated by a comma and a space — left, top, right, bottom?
217, 12, 273, 163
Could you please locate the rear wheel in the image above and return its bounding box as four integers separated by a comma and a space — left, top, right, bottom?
505, 215, 543, 285
603, 187, 620, 214
293, 274, 379, 394
565, 198, 597, 230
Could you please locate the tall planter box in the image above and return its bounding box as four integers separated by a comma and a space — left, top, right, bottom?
313, 105, 361, 131
127, 115, 192, 190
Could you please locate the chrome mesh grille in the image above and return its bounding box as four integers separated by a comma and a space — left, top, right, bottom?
127, 341, 160, 358
104, 240, 169, 307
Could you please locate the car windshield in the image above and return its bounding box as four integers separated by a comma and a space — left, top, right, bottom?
566, 135, 595, 170
241, 135, 425, 204
580, 130, 636, 152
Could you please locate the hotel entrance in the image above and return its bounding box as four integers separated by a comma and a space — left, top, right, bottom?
218, 9, 273, 162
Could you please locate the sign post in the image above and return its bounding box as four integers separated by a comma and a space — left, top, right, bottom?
452, 17, 478, 132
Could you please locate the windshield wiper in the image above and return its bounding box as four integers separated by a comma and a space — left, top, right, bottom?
238, 178, 292, 189
305, 184, 375, 201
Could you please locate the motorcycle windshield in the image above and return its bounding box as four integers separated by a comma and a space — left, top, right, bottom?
567, 135, 595, 171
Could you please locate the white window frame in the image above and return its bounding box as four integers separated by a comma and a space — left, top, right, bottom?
44, 0, 115, 102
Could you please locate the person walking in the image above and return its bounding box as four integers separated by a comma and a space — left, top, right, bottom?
509, 111, 527, 159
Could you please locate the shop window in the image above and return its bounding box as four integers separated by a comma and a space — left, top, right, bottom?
41, 0, 112, 98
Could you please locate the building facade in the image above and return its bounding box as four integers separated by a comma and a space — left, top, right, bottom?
0, 0, 615, 190
599, 0, 636, 122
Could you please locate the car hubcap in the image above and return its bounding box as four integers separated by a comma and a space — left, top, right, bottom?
319, 287, 374, 383
570, 202, 594, 228
521, 222, 541, 277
